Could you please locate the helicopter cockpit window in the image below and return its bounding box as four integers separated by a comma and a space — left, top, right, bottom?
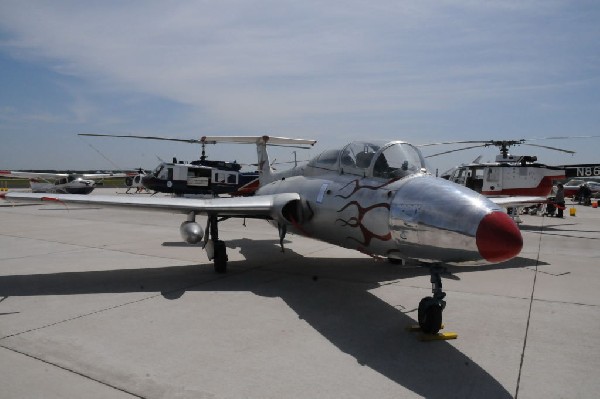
153, 165, 164, 178
339, 142, 380, 176
308, 149, 341, 171
373, 143, 426, 179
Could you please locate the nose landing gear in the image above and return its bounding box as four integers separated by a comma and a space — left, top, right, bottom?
413, 265, 457, 340
418, 265, 446, 334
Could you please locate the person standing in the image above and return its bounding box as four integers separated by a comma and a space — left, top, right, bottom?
555, 183, 565, 218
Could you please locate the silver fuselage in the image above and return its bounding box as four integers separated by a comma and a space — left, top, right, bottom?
257, 166, 505, 264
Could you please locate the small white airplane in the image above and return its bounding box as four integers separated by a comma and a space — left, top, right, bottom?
0, 170, 125, 194
2, 136, 524, 335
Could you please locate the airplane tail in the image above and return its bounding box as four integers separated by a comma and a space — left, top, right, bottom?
256, 138, 274, 186
198, 135, 316, 187
255, 136, 317, 186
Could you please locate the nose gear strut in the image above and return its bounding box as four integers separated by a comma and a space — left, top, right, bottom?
418, 264, 447, 334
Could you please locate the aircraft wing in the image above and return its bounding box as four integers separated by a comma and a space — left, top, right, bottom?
81, 173, 127, 179
488, 196, 547, 207
1, 192, 300, 221
0, 171, 126, 180
0, 170, 67, 179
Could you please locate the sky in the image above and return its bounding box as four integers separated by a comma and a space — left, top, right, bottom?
1, 0, 599, 174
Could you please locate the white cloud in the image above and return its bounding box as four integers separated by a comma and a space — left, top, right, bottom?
0, 0, 598, 170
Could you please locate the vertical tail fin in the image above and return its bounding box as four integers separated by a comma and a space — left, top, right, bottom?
257, 136, 273, 186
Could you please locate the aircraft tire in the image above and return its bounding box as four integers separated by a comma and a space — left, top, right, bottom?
213, 240, 228, 274
418, 297, 443, 334
418, 296, 431, 325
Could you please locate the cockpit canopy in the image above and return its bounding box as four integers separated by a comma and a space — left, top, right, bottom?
67, 174, 83, 183
307, 140, 427, 178
55, 174, 84, 185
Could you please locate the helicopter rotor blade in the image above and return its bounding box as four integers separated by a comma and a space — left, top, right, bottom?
424, 144, 490, 158
526, 135, 600, 141
521, 143, 575, 154
419, 135, 599, 158
416, 140, 490, 148
79, 133, 203, 144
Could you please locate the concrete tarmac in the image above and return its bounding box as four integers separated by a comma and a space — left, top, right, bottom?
1, 188, 599, 398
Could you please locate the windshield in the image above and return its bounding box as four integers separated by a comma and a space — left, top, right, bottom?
372, 143, 426, 179
153, 165, 164, 177
338, 142, 382, 176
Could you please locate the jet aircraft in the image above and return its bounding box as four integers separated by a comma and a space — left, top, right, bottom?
0, 170, 125, 194
2, 136, 524, 335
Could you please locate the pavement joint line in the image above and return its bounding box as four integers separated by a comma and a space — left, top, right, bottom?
0, 265, 259, 341
531, 297, 599, 308
515, 214, 545, 399
0, 345, 146, 399
0, 238, 338, 340
0, 293, 164, 341
0, 247, 95, 262
0, 231, 200, 264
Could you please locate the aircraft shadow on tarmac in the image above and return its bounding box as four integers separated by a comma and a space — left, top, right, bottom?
0, 238, 539, 398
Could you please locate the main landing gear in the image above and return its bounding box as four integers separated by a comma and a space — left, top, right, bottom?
418, 265, 447, 335
206, 214, 228, 273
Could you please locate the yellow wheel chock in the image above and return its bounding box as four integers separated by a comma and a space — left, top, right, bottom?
406, 324, 458, 341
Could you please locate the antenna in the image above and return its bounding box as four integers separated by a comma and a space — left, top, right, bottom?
78, 136, 122, 170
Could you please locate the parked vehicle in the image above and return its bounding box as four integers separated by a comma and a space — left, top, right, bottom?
563, 179, 600, 197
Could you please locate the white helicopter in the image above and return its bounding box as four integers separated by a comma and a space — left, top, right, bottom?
124, 168, 149, 194
0, 170, 125, 194
419, 139, 573, 199
2, 136, 524, 335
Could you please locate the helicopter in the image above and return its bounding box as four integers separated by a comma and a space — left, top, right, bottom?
79, 134, 260, 196
419, 138, 575, 197
124, 168, 150, 194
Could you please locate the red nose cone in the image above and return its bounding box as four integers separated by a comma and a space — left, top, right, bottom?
476, 211, 523, 262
